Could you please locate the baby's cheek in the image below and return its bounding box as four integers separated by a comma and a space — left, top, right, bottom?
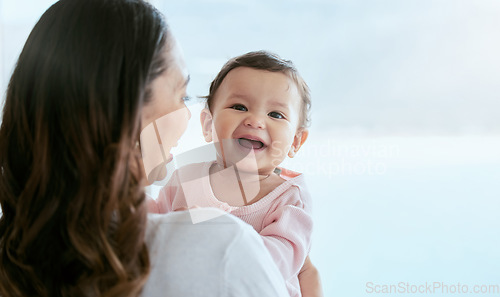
212, 121, 223, 142
269, 144, 287, 168
269, 141, 289, 159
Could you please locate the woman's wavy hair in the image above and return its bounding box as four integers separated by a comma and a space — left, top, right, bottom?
0, 0, 169, 296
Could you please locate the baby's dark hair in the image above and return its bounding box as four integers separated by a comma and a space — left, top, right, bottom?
205, 50, 311, 128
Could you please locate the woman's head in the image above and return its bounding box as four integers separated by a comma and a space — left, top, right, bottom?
140, 36, 191, 184
0, 0, 181, 295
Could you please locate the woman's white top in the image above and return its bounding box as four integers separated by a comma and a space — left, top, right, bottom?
141, 208, 289, 297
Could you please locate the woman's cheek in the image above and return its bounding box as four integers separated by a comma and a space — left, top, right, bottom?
139, 106, 190, 183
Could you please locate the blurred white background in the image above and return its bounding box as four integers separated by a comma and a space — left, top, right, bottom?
1, 0, 499, 296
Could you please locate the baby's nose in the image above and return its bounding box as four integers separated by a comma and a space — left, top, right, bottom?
243, 114, 265, 129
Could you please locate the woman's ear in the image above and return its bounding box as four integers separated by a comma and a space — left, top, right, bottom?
288, 129, 309, 158
200, 108, 213, 142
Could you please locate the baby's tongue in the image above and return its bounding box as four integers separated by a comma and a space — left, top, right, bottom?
238, 138, 263, 149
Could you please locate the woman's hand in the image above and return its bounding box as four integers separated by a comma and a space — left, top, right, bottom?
298, 256, 324, 297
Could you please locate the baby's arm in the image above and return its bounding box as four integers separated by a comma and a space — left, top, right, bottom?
259, 188, 313, 282
299, 256, 324, 297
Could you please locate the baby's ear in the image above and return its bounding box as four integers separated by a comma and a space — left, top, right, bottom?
200, 108, 213, 142
288, 129, 308, 158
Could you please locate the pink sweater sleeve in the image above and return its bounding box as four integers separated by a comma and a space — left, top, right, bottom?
147, 171, 179, 214
153, 170, 189, 213
259, 186, 313, 282
146, 194, 160, 213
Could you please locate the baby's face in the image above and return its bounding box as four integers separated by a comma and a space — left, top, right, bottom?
202, 67, 305, 175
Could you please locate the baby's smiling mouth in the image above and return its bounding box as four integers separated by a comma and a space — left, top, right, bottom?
238, 138, 265, 150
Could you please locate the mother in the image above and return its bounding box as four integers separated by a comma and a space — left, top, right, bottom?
0, 0, 289, 296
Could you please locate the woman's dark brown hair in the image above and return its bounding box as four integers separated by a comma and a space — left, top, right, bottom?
205, 50, 312, 128
0, 0, 169, 296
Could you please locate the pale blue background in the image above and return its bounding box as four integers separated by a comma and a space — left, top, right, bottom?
1, 1, 499, 296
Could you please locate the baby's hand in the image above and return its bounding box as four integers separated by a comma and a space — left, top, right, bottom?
299, 256, 323, 297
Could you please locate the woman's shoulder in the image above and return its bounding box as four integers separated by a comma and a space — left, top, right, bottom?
146, 207, 248, 231
145, 208, 252, 252
142, 208, 288, 297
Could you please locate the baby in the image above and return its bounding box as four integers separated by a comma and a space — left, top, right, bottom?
149, 51, 320, 297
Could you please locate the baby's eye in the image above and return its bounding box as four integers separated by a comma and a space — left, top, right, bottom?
230, 104, 247, 111
268, 111, 284, 119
